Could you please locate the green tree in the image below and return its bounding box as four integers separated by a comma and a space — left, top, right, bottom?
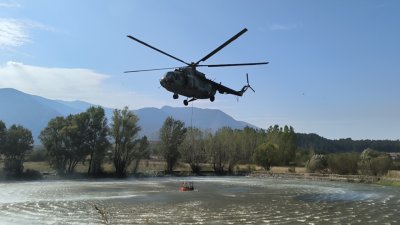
227, 129, 243, 173
2, 124, 34, 177
159, 117, 186, 174
130, 136, 150, 173
240, 127, 264, 163
179, 127, 206, 174
59, 115, 88, 173
80, 106, 110, 176
39, 116, 68, 173
40, 116, 87, 174
207, 127, 232, 174
264, 125, 297, 166
253, 143, 278, 170
281, 126, 297, 165
0, 120, 6, 155
110, 107, 147, 177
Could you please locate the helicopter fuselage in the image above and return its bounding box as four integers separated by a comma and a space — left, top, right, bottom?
160, 67, 216, 100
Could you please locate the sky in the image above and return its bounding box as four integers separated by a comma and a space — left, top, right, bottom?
0, 0, 399, 140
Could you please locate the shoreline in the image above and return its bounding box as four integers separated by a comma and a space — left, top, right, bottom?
249, 170, 400, 187
249, 171, 378, 183
2, 162, 400, 187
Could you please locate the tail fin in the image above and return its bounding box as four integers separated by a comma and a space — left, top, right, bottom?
239, 73, 255, 96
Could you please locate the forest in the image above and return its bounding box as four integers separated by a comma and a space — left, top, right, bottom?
0, 106, 399, 179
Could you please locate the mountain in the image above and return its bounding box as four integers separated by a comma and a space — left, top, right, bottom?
0, 88, 257, 142
136, 106, 256, 140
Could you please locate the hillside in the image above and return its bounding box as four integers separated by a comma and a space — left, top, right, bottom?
0, 88, 257, 142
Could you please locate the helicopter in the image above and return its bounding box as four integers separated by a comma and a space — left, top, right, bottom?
125, 28, 268, 106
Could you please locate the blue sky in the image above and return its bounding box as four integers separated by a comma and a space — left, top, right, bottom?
0, 0, 399, 140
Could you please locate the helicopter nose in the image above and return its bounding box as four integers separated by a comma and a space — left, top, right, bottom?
160, 76, 166, 87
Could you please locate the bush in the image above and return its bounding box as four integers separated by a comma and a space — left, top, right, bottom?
27, 149, 48, 162
327, 152, 359, 175
21, 169, 43, 180
369, 156, 392, 176
306, 154, 327, 173
3, 158, 23, 178
390, 160, 400, 170
359, 148, 392, 176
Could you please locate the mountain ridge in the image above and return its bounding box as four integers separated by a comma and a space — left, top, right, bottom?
0, 88, 258, 142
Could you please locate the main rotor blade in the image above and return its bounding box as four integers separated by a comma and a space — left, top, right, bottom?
195, 28, 248, 65
200, 62, 269, 67
124, 67, 178, 73
127, 35, 190, 66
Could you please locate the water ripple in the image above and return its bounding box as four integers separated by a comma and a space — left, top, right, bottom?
0, 177, 399, 224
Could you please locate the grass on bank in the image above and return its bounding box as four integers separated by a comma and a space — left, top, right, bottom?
3, 160, 400, 188
10, 160, 307, 176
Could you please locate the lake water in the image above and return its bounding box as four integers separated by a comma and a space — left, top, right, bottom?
0, 176, 399, 224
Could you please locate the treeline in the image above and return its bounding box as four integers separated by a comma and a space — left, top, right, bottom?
165, 124, 297, 174
1, 105, 399, 179
297, 133, 400, 153
0, 107, 298, 177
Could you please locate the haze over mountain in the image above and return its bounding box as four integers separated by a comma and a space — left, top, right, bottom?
0, 88, 256, 142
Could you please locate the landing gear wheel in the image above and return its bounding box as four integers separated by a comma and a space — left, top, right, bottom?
183, 100, 188, 106
210, 96, 215, 102
173, 94, 178, 99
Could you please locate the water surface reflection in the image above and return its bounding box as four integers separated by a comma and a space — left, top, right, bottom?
0, 177, 399, 224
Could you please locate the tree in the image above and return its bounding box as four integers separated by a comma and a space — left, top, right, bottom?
227, 129, 242, 173
159, 117, 186, 174
2, 124, 34, 177
207, 127, 232, 174
179, 127, 206, 174
264, 125, 297, 166
61, 115, 88, 173
240, 127, 264, 164
39, 116, 86, 174
281, 126, 297, 165
110, 107, 148, 177
40, 107, 110, 176
0, 120, 6, 155
130, 136, 150, 173
80, 107, 110, 176
253, 143, 278, 170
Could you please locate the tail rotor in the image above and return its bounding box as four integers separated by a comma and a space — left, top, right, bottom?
246, 73, 255, 93
239, 73, 255, 96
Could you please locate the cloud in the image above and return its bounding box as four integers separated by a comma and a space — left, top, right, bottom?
0, 18, 28, 48
269, 23, 301, 31
0, 61, 164, 109
0, 18, 54, 49
0, 1, 21, 8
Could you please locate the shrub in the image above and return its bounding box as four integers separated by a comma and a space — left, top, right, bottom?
27, 149, 48, 162
359, 148, 392, 176
306, 154, 327, 173
327, 152, 359, 175
4, 158, 23, 178
21, 169, 43, 180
